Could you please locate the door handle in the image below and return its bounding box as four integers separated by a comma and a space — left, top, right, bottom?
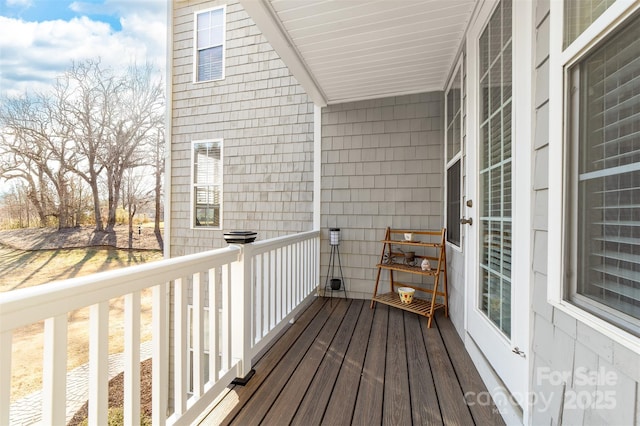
460, 217, 473, 225
512, 347, 526, 358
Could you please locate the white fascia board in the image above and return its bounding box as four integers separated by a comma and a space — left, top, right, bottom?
239, 0, 328, 107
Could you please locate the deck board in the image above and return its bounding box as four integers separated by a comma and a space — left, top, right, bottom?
435, 314, 506, 425
260, 299, 351, 425
421, 315, 475, 425
206, 297, 330, 425
229, 300, 344, 425
318, 298, 374, 425
405, 311, 443, 425
383, 306, 411, 425
351, 304, 388, 425
291, 299, 363, 425
201, 297, 505, 426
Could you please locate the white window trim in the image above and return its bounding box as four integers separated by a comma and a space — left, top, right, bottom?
445, 56, 464, 252
193, 5, 227, 84
548, 0, 640, 351
191, 139, 223, 230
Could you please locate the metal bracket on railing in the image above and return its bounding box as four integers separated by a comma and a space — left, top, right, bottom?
231, 368, 255, 386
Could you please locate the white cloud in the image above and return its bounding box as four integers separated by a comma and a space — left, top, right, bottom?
0, 2, 166, 97
6, 0, 32, 7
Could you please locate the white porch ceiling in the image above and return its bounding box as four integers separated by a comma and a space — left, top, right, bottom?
240, 0, 477, 106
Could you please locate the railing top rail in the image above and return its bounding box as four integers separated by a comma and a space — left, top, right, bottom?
0, 245, 240, 333
244, 230, 319, 256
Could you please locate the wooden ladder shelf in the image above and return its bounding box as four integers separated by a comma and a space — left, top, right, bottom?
370, 227, 449, 328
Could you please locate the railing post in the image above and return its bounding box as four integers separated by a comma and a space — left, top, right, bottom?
228, 240, 255, 385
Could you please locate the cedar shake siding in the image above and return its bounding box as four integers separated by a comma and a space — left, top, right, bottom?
170, 0, 314, 257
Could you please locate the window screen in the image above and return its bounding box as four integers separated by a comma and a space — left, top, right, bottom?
447, 160, 461, 247
196, 8, 225, 82
568, 12, 640, 334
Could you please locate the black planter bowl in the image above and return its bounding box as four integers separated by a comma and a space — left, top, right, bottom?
330, 278, 341, 290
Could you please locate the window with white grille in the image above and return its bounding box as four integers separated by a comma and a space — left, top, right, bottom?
195, 6, 225, 82
193, 140, 222, 228
566, 10, 640, 335
478, 0, 512, 337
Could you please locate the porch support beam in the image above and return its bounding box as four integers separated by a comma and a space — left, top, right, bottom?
313, 104, 322, 230
239, 0, 328, 107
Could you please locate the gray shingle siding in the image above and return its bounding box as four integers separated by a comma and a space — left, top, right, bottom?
320, 92, 444, 299
170, 0, 314, 256
530, 1, 639, 424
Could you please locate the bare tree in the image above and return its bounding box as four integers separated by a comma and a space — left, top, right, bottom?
0, 182, 31, 228
152, 128, 165, 248
0, 59, 165, 233
69, 175, 92, 227
54, 60, 118, 231
121, 166, 154, 249
0, 94, 75, 228
102, 63, 163, 232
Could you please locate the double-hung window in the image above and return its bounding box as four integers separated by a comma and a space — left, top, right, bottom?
195, 6, 225, 82
558, 2, 640, 336
193, 140, 222, 228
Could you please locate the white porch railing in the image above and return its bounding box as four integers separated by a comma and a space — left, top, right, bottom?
0, 230, 320, 426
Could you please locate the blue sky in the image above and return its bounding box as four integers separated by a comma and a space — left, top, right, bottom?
2, 0, 123, 30
0, 0, 167, 195
0, 0, 167, 97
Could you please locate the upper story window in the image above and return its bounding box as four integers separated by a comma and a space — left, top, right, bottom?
193, 140, 222, 228
563, 5, 640, 336
195, 6, 225, 82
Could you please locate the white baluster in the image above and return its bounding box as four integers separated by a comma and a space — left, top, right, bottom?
208, 268, 219, 382
193, 272, 204, 397
152, 283, 168, 426
124, 292, 141, 426
89, 301, 109, 426
42, 315, 67, 426
174, 277, 187, 415
0, 331, 12, 425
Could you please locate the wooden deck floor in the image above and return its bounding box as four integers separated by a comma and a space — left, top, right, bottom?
200, 297, 505, 426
